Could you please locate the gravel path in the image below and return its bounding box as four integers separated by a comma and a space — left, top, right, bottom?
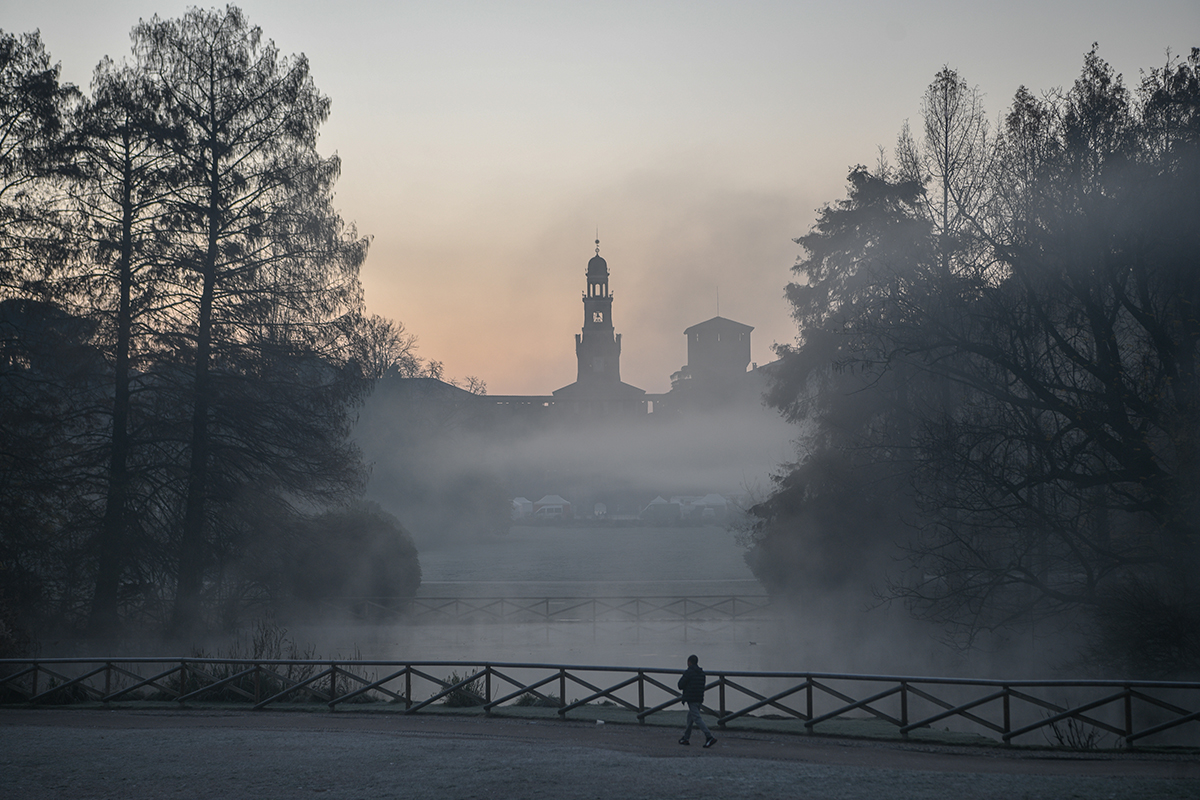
3, 709, 1198, 800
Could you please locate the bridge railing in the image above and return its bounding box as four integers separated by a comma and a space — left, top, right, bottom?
3, 658, 1198, 749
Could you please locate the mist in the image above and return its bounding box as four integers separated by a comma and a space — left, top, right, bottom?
336, 375, 1054, 681
3, 7, 1190, 698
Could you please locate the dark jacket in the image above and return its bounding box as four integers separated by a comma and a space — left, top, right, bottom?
677, 664, 706, 704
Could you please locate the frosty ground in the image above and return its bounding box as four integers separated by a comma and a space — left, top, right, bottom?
3, 708, 1198, 800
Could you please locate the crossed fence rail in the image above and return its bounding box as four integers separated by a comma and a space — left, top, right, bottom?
322, 595, 773, 623
3, 658, 1198, 749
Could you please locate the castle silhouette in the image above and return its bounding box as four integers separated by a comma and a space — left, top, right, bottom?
486, 239, 765, 422
362, 241, 776, 524
378, 240, 767, 427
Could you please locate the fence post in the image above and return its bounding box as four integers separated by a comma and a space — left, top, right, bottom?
485, 666, 492, 715
900, 681, 908, 732
105, 662, 112, 700
31, 661, 37, 699
638, 671, 645, 723
330, 663, 338, 710
559, 669, 567, 708
1002, 686, 1011, 741
1124, 685, 1133, 748
254, 665, 261, 704
405, 667, 412, 710
180, 661, 188, 700
719, 674, 726, 718
806, 675, 813, 721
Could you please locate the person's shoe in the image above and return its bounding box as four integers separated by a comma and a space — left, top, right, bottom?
678, 738, 689, 745
703, 737, 717, 748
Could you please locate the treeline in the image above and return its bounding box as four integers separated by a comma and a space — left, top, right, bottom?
0, 9, 421, 647
749, 46, 1200, 676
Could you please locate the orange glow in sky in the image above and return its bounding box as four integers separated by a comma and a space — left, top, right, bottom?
11, 0, 1197, 393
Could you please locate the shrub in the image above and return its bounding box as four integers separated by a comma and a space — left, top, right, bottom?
286, 502, 422, 618
440, 670, 486, 707
513, 691, 560, 708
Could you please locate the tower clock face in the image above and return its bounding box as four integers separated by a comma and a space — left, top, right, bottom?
593, 311, 604, 323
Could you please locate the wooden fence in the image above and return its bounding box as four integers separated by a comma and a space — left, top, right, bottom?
3, 658, 1198, 749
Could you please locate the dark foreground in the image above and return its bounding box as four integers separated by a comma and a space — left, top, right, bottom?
2, 709, 1198, 800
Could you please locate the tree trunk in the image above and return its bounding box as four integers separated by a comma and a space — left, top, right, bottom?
87, 139, 135, 639
169, 138, 220, 638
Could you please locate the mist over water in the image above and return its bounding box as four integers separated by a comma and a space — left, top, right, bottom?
291, 522, 1061, 679
290, 524, 765, 669
340, 385, 1085, 680
418, 526, 755, 585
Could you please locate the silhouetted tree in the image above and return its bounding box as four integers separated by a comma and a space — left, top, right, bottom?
0, 299, 107, 636
66, 57, 178, 636
122, 7, 370, 636
0, 30, 77, 294
0, 31, 86, 644
896, 67, 992, 276
893, 49, 1200, 659
743, 165, 933, 603
352, 314, 422, 380
0, 15, 432, 642
759, 47, 1200, 672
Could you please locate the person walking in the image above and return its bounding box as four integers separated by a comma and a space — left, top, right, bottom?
677, 654, 717, 748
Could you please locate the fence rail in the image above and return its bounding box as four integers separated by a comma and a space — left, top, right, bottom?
322, 595, 773, 623
3, 658, 1198, 749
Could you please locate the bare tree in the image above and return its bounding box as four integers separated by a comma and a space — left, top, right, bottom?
127, 7, 370, 636
895, 67, 993, 276
352, 314, 421, 380
893, 49, 1200, 666
760, 49, 1200, 672
69, 58, 177, 636
0, 30, 77, 295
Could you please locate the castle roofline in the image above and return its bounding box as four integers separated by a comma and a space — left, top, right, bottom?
551, 379, 646, 398
684, 315, 754, 335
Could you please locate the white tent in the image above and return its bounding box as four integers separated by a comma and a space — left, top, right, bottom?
533, 494, 572, 518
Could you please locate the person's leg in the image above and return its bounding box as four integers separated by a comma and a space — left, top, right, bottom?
681, 703, 698, 743
690, 702, 713, 740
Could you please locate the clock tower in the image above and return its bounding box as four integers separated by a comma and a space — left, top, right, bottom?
575, 239, 622, 384
553, 239, 646, 416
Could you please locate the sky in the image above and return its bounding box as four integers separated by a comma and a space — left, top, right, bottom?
5, 1, 1196, 394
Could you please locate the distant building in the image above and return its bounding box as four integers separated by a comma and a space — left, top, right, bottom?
511, 497, 533, 520
363, 241, 780, 534
375, 239, 772, 429
684, 317, 754, 380
667, 316, 761, 410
